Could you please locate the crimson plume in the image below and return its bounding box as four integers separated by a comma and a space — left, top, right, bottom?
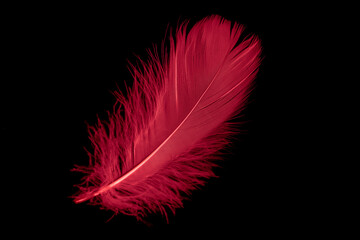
73, 15, 262, 221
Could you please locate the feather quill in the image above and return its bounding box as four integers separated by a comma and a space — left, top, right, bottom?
73, 15, 262, 221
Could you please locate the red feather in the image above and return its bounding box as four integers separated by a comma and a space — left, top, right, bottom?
73, 15, 262, 221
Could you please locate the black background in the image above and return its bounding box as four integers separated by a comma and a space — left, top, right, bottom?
2, 2, 329, 237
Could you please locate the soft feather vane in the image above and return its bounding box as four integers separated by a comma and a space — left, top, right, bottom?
73, 15, 262, 221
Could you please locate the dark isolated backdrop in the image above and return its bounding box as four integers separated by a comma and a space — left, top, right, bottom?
2, 2, 316, 238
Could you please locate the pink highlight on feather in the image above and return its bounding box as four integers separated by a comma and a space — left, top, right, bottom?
75, 153, 154, 203
72, 15, 262, 221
